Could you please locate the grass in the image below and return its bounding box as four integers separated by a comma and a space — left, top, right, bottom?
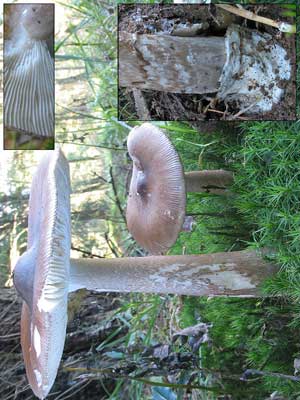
180, 297, 300, 399
230, 122, 300, 298
169, 120, 300, 399
162, 122, 253, 256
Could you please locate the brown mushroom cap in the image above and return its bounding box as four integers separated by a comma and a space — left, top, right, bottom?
13, 149, 71, 399
126, 123, 186, 255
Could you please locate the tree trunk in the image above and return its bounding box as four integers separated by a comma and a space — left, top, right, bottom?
119, 32, 225, 94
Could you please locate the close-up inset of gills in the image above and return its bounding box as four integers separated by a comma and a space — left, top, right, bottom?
13, 149, 277, 399
4, 4, 54, 137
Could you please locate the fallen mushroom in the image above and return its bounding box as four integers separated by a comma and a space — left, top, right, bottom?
13, 149, 276, 398
13, 149, 70, 399
4, 4, 54, 137
119, 22, 291, 114
126, 123, 233, 254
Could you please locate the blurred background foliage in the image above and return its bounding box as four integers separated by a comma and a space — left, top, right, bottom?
0, 1, 300, 399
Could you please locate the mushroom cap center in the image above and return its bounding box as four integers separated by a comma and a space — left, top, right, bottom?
136, 170, 149, 197
21, 5, 54, 40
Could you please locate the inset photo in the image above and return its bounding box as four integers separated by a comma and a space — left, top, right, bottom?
3, 3, 55, 149
118, 4, 296, 121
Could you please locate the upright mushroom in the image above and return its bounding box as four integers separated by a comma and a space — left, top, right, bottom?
4, 4, 54, 137
126, 123, 186, 255
126, 123, 233, 254
13, 149, 276, 398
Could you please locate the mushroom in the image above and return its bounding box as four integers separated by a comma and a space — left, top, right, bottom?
4, 4, 54, 137
13, 149, 276, 399
13, 149, 70, 399
119, 23, 292, 115
126, 122, 186, 255
126, 123, 233, 254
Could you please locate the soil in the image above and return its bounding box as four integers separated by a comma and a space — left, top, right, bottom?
118, 4, 296, 121
0, 287, 126, 399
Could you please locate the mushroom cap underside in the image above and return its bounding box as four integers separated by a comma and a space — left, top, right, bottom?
126, 123, 186, 255
19, 149, 71, 399
4, 39, 54, 137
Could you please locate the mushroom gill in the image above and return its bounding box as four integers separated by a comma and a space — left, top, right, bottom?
13, 149, 71, 399
4, 4, 54, 137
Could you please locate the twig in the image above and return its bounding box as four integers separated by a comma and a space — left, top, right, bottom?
206, 108, 225, 115
92, 172, 109, 184
241, 369, 300, 383
216, 4, 295, 33
207, 108, 248, 121
187, 212, 225, 218
64, 367, 224, 393
109, 166, 127, 224
132, 89, 151, 120
71, 245, 105, 259
104, 232, 120, 258
53, 379, 90, 400
0, 298, 18, 320
228, 102, 258, 120
208, 6, 220, 27
56, 140, 126, 151
127, 377, 223, 393
203, 96, 217, 114
2, 384, 31, 400
56, 104, 104, 120
0, 332, 20, 340
111, 116, 132, 130
68, 156, 103, 163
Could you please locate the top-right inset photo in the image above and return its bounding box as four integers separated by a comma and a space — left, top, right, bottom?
118, 4, 296, 121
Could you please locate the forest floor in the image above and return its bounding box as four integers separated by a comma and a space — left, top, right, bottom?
118, 4, 296, 121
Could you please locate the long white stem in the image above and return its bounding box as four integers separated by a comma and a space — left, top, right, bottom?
119, 32, 226, 94
69, 251, 277, 297
119, 26, 291, 114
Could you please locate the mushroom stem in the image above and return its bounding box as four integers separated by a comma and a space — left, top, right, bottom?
184, 170, 234, 194
119, 25, 291, 114
69, 250, 276, 297
119, 32, 225, 94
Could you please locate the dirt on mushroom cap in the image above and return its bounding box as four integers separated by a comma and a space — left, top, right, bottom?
126, 123, 186, 255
